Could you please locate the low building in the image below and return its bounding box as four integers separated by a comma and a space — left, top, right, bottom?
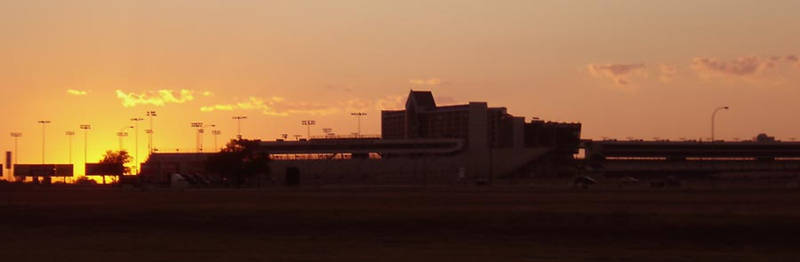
583, 137, 800, 177
140, 153, 215, 185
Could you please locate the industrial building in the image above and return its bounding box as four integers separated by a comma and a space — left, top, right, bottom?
141, 90, 582, 186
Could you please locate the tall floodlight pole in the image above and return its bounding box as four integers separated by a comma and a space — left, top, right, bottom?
10, 132, 21, 164
232, 116, 247, 139
37, 120, 50, 164
301, 120, 316, 140
711, 106, 729, 142
146, 111, 156, 153
212, 130, 221, 151
191, 122, 204, 152
117, 126, 132, 151
10, 132, 21, 182
80, 125, 91, 171
65, 131, 75, 163
131, 118, 144, 174
350, 112, 367, 137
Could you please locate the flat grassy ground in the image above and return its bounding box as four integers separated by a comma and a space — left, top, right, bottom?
0, 181, 798, 261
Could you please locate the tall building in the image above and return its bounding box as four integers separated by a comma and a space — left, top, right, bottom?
381, 90, 581, 179
383, 90, 580, 150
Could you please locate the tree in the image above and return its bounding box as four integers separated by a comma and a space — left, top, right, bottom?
206, 139, 270, 186
99, 150, 132, 175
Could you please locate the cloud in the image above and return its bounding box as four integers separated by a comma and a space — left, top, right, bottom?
66, 89, 88, 96
376, 95, 406, 110
587, 63, 647, 85
409, 78, 443, 86
115, 89, 195, 107
199, 104, 234, 112
658, 64, 678, 83
786, 55, 800, 68
691, 56, 776, 77
201, 96, 339, 116
202, 91, 213, 97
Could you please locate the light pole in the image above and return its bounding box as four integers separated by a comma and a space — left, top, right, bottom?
350, 112, 367, 137
232, 116, 247, 139
37, 120, 50, 164
191, 122, 204, 152
80, 125, 91, 173
65, 131, 75, 163
711, 106, 729, 142
301, 120, 316, 140
10, 132, 21, 164
212, 130, 221, 151
130, 118, 144, 174
10, 132, 21, 182
206, 124, 217, 151
117, 126, 132, 151
146, 111, 156, 153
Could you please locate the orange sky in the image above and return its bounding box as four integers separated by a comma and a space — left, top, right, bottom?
2, 0, 800, 177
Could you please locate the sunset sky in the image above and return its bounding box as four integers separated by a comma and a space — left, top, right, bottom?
2, 0, 800, 176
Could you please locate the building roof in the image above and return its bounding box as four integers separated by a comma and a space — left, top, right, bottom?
407, 90, 436, 111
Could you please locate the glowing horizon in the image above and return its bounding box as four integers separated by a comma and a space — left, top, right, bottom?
3, 1, 800, 181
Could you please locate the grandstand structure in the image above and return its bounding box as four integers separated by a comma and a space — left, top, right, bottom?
141, 90, 582, 185
583, 136, 800, 177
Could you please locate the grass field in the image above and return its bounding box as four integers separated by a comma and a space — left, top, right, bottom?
1, 181, 799, 261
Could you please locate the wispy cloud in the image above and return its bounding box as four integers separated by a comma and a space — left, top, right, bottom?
409, 78, 443, 86
587, 63, 647, 85
658, 64, 678, 83
115, 89, 195, 107
786, 55, 800, 68
691, 56, 777, 77
66, 89, 88, 96
201, 96, 339, 116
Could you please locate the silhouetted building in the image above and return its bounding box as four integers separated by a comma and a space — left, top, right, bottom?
141, 91, 582, 186
583, 135, 800, 177
383, 90, 580, 153
140, 153, 215, 185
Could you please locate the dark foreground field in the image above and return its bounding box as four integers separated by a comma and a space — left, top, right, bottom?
1, 183, 799, 261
